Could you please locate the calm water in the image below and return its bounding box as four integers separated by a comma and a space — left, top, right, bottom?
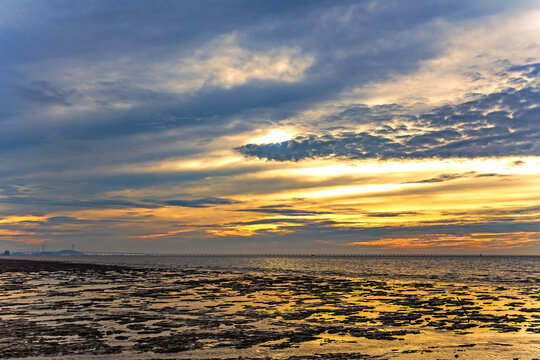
12, 255, 540, 284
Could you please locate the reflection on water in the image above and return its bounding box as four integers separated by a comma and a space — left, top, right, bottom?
15, 255, 540, 284
0, 256, 538, 359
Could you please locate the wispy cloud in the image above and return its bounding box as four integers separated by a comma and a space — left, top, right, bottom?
163, 197, 240, 208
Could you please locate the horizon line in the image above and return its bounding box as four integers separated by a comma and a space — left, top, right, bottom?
6, 250, 539, 257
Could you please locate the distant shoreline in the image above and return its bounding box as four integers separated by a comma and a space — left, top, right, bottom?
2, 252, 539, 257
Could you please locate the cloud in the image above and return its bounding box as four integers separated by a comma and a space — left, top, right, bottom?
406, 172, 475, 183
346, 232, 540, 250
365, 211, 420, 217
235, 206, 328, 216
353, 8, 540, 107
0, 197, 157, 210
163, 197, 239, 208
0, 195, 239, 212
25, 33, 314, 109
403, 171, 505, 184
0, 1, 538, 253
20, 81, 74, 106
441, 205, 540, 217
161, 34, 314, 91
44, 216, 87, 224
230, 218, 307, 226
236, 83, 540, 161
507, 62, 540, 78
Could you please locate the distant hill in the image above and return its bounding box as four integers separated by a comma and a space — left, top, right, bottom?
7, 249, 86, 256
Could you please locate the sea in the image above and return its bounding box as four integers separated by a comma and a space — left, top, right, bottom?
13, 254, 540, 284
1, 255, 539, 359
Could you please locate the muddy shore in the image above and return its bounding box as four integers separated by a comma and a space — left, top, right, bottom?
1, 258, 539, 359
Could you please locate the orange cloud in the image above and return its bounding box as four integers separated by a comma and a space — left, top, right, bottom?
133, 229, 195, 239
0, 230, 28, 236
0, 215, 48, 224
347, 232, 540, 249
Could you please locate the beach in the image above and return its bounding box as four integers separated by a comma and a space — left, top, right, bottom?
0, 256, 539, 359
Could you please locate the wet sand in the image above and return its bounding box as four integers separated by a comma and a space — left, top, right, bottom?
0, 258, 539, 359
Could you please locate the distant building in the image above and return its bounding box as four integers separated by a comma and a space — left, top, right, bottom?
3, 250, 10, 256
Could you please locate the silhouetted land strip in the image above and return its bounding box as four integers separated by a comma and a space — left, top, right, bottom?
0, 258, 130, 273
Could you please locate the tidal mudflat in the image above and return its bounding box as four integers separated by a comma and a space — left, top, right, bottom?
0, 257, 539, 359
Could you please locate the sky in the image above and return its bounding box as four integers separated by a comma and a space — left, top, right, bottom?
0, 0, 539, 254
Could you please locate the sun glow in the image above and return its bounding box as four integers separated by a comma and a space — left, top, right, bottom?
301, 184, 405, 199
249, 128, 297, 144
286, 157, 539, 178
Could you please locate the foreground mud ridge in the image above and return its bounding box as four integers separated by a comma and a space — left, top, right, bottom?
0, 259, 539, 359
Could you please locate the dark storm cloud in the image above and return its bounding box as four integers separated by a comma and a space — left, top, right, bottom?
236, 85, 540, 161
